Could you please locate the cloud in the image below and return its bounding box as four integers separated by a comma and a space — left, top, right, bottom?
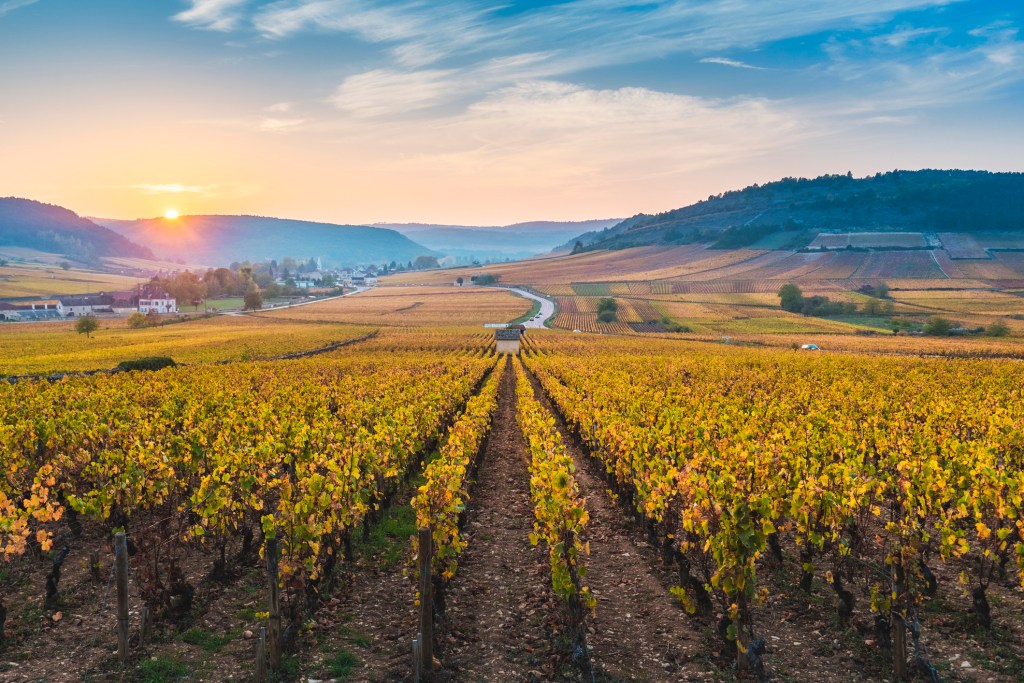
132, 183, 219, 194
330, 68, 460, 117
173, 0, 249, 31
823, 20, 1024, 112
700, 57, 768, 70
325, 80, 809, 192
258, 117, 307, 131
0, 0, 40, 18
253, 0, 494, 67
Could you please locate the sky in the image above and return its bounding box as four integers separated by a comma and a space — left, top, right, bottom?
0, 0, 1021, 225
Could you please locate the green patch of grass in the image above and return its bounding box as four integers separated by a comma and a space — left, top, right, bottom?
271, 654, 300, 682
509, 297, 541, 325
180, 626, 235, 652
324, 649, 359, 679
357, 501, 418, 568
238, 606, 259, 621
338, 625, 372, 649
138, 655, 190, 683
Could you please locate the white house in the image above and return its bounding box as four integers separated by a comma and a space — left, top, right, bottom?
138, 285, 177, 314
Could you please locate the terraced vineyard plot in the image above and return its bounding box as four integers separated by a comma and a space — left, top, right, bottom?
0, 315, 375, 375
256, 285, 530, 328
938, 232, 990, 259
851, 251, 947, 279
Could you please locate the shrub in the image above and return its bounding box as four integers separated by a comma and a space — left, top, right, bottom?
985, 320, 1010, 337
474, 273, 498, 285
116, 357, 177, 372
127, 311, 147, 328
923, 316, 954, 336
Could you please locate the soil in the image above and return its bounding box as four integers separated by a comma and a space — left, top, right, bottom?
523, 364, 713, 683
436, 357, 565, 682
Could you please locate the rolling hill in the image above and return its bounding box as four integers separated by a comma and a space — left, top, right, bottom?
567, 170, 1024, 251
0, 197, 154, 260
95, 215, 434, 268
377, 219, 622, 261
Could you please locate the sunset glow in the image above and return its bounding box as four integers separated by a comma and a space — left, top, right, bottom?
0, 1, 1020, 224
163, 208, 180, 220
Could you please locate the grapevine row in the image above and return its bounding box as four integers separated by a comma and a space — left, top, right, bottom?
523, 337, 1024, 677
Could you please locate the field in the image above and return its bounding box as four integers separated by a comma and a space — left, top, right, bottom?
0, 261, 146, 298
809, 232, 927, 249
2, 244, 1024, 682
0, 287, 530, 376
0, 315, 375, 375
2, 326, 1024, 683
254, 285, 531, 328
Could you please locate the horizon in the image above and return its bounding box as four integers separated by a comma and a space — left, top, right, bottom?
1, 1, 1022, 225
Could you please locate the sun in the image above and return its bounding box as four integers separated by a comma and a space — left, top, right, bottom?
163, 208, 180, 220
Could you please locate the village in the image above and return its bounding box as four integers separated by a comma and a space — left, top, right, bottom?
0, 263, 381, 323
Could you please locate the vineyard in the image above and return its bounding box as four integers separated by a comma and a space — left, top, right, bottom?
2, 317, 1024, 682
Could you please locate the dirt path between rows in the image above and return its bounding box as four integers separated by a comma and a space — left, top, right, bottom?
524, 365, 711, 682
437, 358, 564, 682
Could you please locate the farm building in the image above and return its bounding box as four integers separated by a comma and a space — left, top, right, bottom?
495, 328, 521, 354
59, 294, 115, 317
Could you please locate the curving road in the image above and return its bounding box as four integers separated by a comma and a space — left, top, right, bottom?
504, 287, 555, 328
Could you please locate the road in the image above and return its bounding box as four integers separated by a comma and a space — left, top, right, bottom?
219, 286, 368, 316
504, 287, 555, 328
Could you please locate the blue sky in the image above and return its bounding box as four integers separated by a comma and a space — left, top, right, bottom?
0, 0, 1021, 224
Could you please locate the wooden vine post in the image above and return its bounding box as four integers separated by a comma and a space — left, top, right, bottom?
265, 538, 282, 672
255, 626, 268, 683
417, 527, 433, 679
891, 564, 908, 681
114, 532, 129, 663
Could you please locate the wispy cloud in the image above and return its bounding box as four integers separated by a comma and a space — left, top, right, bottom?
0, 0, 40, 18
132, 183, 219, 194
174, 0, 248, 31
823, 20, 1024, 112
700, 57, 768, 70
324, 80, 809, 190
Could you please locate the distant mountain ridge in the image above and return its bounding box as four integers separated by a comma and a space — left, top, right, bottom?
96, 215, 434, 268
566, 170, 1024, 251
0, 197, 154, 259
378, 218, 622, 260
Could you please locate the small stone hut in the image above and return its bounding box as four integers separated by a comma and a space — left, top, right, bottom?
495, 328, 521, 354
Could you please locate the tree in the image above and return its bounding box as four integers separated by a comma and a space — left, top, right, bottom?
155, 272, 207, 310
923, 316, 953, 336
280, 257, 298, 275
243, 285, 263, 311
75, 315, 99, 338
862, 298, 883, 316
413, 255, 440, 270
126, 311, 147, 329
456, 276, 464, 285
597, 297, 618, 323
59, 261, 71, 271
571, 240, 585, 254
778, 284, 804, 313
